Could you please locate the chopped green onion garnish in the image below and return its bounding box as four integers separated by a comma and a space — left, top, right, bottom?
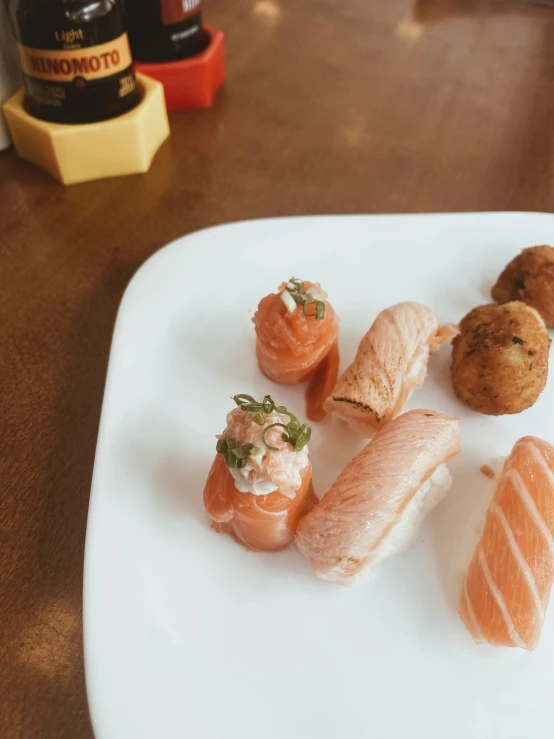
216, 437, 260, 469
261, 422, 290, 451
224, 393, 312, 458
283, 276, 325, 320
286, 277, 305, 294
232, 394, 277, 415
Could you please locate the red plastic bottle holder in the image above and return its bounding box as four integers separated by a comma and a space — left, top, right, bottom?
134, 26, 225, 112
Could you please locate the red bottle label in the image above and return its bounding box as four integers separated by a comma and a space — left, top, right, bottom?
160, 0, 201, 26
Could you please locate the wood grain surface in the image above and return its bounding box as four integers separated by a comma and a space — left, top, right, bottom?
2, 0, 554, 736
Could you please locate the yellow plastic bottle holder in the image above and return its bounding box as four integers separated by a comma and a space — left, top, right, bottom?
3, 73, 170, 185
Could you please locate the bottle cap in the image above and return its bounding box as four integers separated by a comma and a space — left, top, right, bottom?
3, 73, 170, 185
134, 26, 225, 111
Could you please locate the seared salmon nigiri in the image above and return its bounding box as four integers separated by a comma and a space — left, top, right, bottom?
460, 436, 554, 650
253, 278, 340, 422
203, 394, 317, 552
324, 302, 457, 436
295, 409, 462, 586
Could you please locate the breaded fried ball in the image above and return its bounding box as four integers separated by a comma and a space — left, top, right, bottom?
492, 245, 554, 327
451, 301, 550, 415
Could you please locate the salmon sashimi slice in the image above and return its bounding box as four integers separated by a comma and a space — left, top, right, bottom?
306, 339, 340, 422
324, 302, 457, 436
295, 409, 462, 585
460, 436, 554, 650
253, 280, 339, 386
204, 454, 317, 551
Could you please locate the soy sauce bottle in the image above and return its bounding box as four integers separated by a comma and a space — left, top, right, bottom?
7, 0, 140, 124
125, 0, 209, 63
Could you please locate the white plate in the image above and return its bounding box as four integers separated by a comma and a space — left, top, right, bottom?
85, 213, 554, 739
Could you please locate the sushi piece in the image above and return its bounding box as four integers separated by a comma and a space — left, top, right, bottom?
324, 302, 456, 436
203, 394, 317, 551
253, 278, 339, 420
460, 436, 554, 650
295, 409, 462, 585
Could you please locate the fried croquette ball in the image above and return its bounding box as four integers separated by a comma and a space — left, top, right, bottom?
492, 245, 554, 327
451, 302, 550, 415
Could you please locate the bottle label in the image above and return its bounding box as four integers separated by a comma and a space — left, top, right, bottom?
17, 33, 133, 83
160, 0, 201, 26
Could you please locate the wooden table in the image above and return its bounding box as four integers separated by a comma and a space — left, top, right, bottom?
2, 0, 554, 736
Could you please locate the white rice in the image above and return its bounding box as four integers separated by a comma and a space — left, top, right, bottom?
356, 463, 452, 583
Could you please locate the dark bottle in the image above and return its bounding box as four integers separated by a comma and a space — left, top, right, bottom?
7, 0, 141, 124
125, 0, 209, 63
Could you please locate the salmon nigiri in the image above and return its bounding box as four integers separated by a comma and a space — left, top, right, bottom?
253, 279, 340, 421
324, 302, 457, 436
295, 409, 462, 585
460, 436, 554, 650
203, 394, 317, 551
